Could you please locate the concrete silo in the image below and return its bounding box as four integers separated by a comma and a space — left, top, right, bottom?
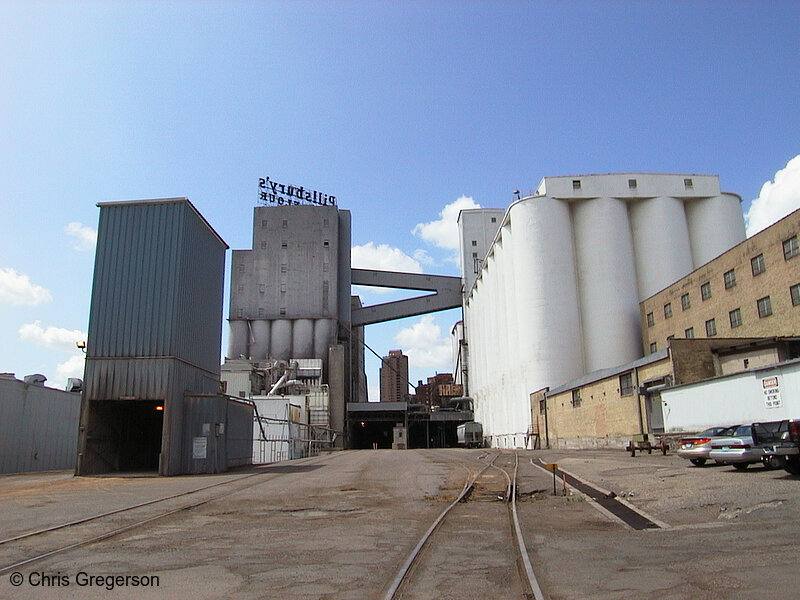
459, 173, 746, 447
572, 196, 640, 371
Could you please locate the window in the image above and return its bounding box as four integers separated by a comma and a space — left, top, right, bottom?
646, 312, 655, 327
571, 389, 582, 407
471, 240, 477, 246
729, 308, 742, 328
723, 268, 736, 289
684, 178, 693, 189
261, 219, 268, 228
472, 252, 478, 258
751, 253, 765, 276
700, 282, 711, 301
784, 235, 799, 260
257, 307, 264, 317
258, 284, 265, 293
757, 296, 772, 318
572, 179, 581, 190
619, 372, 634, 396
792, 283, 800, 307
628, 179, 637, 189
685, 327, 694, 339
280, 264, 287, 273
260, 240, 267, 249
705, 318, 717, 336
279, 307, 286, 315
323, 218, 329, 227
473, 258, 482, 273
281, 219, 288, 229
664, 303, 672, 319
237, 284, 244, 293
491, 217, 497, 223
281, 241, 287, 248
681, 293, 691, 310
238, 263, 245, 273
649, 342, 657, 353
539, 398, 546, 415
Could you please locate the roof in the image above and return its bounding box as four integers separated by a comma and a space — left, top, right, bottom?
547, 349, 670, 396
96, 197, 228, 249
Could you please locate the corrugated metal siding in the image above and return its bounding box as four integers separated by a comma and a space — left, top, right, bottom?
0, 378, 80, 474
180, 395, 254, 474
87, 200, 226, 367
85, 199, 227, 401
225, 398, 255, 468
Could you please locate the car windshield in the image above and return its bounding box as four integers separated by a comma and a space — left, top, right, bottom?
733, 425, 752, 436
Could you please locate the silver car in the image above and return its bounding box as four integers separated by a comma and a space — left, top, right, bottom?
678, 426, 741, 466
709, 424, 775, 470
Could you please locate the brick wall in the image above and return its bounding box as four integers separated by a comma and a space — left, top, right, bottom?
641, 208, 800, 352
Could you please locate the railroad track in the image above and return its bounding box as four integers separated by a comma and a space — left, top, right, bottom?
0, 464, 307, 576
384, 451, 546, 600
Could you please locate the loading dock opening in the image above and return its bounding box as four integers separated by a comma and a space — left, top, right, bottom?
346, 402, 472, 449
82, 400, 164, 473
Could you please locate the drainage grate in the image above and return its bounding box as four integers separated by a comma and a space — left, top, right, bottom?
539, 460, 661, 530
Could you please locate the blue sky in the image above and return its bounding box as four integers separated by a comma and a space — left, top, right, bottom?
2, 1, 799, 399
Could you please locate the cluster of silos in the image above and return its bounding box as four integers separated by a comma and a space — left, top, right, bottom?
228, 318, 337, 361
462, 174, 746, 447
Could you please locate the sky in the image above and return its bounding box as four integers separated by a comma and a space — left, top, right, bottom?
1, 1, 800, 401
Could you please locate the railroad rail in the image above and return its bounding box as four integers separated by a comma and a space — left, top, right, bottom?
384, 451, 546, 600
0, 464, 307, 575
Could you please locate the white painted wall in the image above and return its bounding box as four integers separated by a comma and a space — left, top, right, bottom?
661, 360, 800, 433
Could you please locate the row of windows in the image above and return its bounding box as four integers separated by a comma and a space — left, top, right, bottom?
568, 372, 637, 409
571, 178, 695, 191
649, 286, 800, 353
646, 235, 799, 328
260, 218, 332, 228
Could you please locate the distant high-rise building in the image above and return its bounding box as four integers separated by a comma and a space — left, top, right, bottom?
379, 350, 409, 403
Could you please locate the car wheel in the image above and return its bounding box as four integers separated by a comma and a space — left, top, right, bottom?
732, 463, 749, 471
783, 456, 800, 476
690, 458, 707, 466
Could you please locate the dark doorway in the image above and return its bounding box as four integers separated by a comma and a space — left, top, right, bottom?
86, 400, 164, 473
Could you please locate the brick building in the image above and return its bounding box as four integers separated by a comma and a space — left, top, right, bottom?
640, 207, 800, 353
379, 350, 409, 403
532, 337, 800, 450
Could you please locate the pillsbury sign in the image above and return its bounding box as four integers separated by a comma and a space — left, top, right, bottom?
258, 177, 336, 206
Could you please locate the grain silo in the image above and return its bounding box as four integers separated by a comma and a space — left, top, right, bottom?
460, 173, 746, 447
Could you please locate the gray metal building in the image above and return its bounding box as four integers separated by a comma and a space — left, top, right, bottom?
0, 374, 81, 474
76, 198, 245, 476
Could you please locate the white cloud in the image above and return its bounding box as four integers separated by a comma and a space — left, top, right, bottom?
412, 249, 434, 266
351, 242, 423, 273
65, 221, 97, 251
0, 268, 53, 305
56, 354, 86, 383
19, 321, 87, 353
745, 154, 800, 236
393, 315, 451, 369
412, 195, 481, 252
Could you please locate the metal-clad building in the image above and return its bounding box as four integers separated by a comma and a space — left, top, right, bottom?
77, 198, 233, 476
0, 374, 81, 474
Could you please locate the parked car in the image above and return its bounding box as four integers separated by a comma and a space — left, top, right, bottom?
707, 425, 773, 470
753, 420, 800, 475
678, 425, 741, 466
